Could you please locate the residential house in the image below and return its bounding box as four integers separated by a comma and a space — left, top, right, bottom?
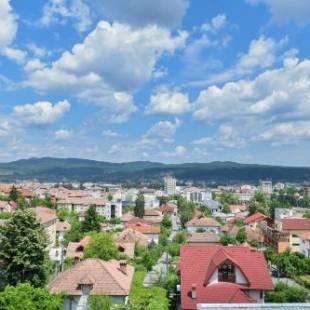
179, 245, 274, 309
143, 209, 163, 225
228, 204, 248, 215
66, 236, 92, 262
281, 218, 310, 252
205, 199, 222, 214
0, 201, 17, 213
33, 206, 57, 249
116, 228, 148, 247
56, 220, 71, 243
126, 222, 160, 244
57, 197, 122, 220
141, 188, 160, 209
244, 212, 272, 230
185, 217, 221, 234
49, 259, 134, 309
187, 233, 221, 245
298, 232, 310, 258
160, 203, 178, 217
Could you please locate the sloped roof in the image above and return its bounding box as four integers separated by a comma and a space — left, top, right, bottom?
116, 228, 148, 247
186, 217, 221, 228
49, 259, 134, 296
179, 245, 273, 309
187, 233, 220, 244
33, 206, 57, 225
56, 220, 71, 232
160, 203, 177, 213
126, 222, 160, 234
244, 212, 269, 225
282, 218, 310, 231
200, 282, 256, 303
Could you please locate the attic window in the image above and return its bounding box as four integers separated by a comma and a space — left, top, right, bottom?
218, 263, 236, 283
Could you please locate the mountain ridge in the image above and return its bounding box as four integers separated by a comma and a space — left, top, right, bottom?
0, 157, 309, 184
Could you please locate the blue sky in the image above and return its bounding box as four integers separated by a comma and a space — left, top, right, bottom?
1, 0, 310, 166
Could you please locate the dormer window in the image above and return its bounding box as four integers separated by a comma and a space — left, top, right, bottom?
218, 263, 236, 283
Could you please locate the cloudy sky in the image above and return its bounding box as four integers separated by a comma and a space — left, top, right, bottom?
1, 0, 310, 165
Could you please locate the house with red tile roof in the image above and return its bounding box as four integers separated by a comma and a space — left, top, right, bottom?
126, 222, 160, 244
185, 217, 221, 234
244, 212, 271, 229
50, 258, 134, 309
160, 203, 177, 215
229, 204, 248, 214
281, 218, 310, 252
179, 245, 273, 309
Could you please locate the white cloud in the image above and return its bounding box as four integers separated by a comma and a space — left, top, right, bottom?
0, 0, 26, 63
91, 0, 189, 28
145, 88, 191, 115
54, 129, 73, 140
246, 0, 310, 26
39, 0, 92, 32
26, 43, 49, 59
201, 14, 227, 33
205, 36, 287, 85
102, 129, 123, 138
27, 21, 186, 122
24, 59, 46, 72
193, 55, 310, 147
140, 118, 181, 146
13, 100, 70, 125
160, 145, 187, 157
259, 122, 310, 143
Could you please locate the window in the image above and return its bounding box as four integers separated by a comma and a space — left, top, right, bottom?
218, 263, 236, 283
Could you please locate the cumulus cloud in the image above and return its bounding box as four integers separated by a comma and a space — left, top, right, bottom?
13, 100, 70, 125
140, 118, 181, 146
39, 0, 92, 32
193, 55, 310, 147
0, 0, 26, 63
54, 129, 73, 140
91, 0, 189, 28
145, 88, 191, 115
160, 145, 187, 157
246, 0, 310, 26
102, 129, 123, 138
27, 21, 186, 122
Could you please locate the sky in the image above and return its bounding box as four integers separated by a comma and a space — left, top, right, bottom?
1, 0, 310, 166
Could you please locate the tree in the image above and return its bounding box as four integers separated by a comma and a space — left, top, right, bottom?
82, 205, 101, 233
265, 282, 307, 303
107, 193, 113, 202
89, 296, 112, 310
249, 192, 270, 215
84, 232, 118, 260
236, 227, 246, 244
0, 209, 50, 287
0, 283, 63, 310
159, 196, 168, 206
161, 213, 172, 230
134, 192, 145, 218
172, 231, 187, 244
9, 186, 19, 202
220, 234, 237, 246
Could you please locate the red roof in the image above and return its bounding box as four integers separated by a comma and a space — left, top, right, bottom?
282, 218, 310, 231
160, 203, 176, 214
200, 283, 256, 303
179, 245, 273, 309
244, 212, 269, 225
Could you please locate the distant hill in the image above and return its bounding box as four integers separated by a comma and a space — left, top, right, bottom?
0, 157, 309, 184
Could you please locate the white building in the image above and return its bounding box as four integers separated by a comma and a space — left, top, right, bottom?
141, 189, 160, 209
164, 175, 177, 196
299, 232, 310, 258
57, 197, 122, 220
259, 180, 273, 195
183, 187, 212, 204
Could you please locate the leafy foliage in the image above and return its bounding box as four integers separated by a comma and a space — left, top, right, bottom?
84, 232, 118, 261
134, 192, 145, 218
0, 209, 50, 287
129, 271, 169, 310
0, 283, 63, 310
265, 282, 308, 303
89, 296, 112, 310
236, 227, 246, 243
82, 205, 101, 233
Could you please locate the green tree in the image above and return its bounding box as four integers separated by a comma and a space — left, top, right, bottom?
107, 193, 113, 202
161, 213, 172, 230
84, 232, 118, 260
236, 227, 246, 244
220, 234, 237, 245
0, 283, 63, 310
89, 296, 112, 310
0, 209, 50, 287
82, 205, 101, 233
134, 192, 145, 218
249, 192, 270, 215
8, 186, 19, 202
265, 282, 307, 303
172, 231, 187, 244
219, 192, 238, 205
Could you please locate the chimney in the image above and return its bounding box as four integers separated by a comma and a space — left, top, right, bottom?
191, 283, 197, 299
119, 261, 127, 274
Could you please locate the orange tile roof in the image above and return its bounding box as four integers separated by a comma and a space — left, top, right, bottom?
126, 222, 160, 234
49, 259, 134, 296
186, 217, 221, 227
33, 206, 57, 225
282, 218, 310, 231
